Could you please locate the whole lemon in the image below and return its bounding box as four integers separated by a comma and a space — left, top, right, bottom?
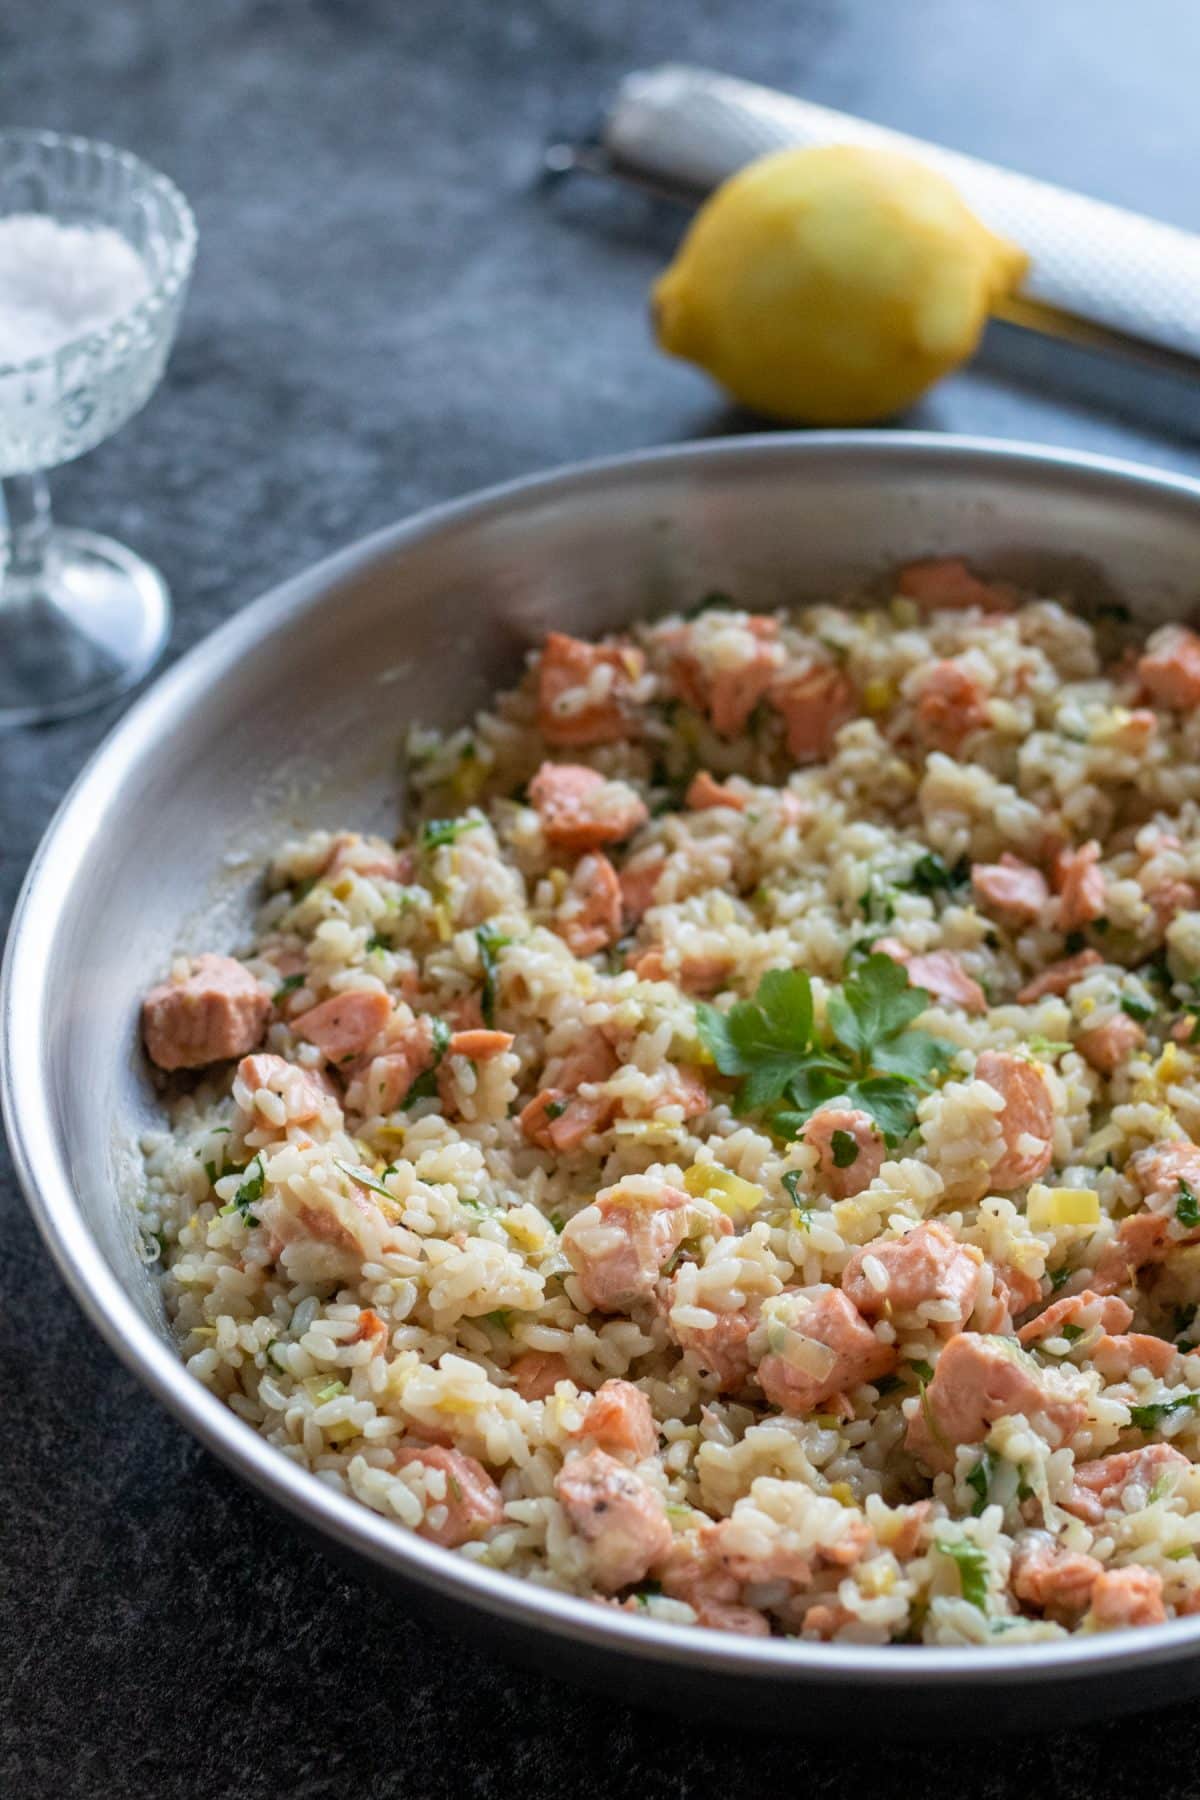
652, 144, 1027, 425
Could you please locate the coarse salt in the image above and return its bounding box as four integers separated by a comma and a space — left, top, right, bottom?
0, 213, 150, 364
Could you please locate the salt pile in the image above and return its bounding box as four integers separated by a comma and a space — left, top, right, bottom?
0, 214, 150, 365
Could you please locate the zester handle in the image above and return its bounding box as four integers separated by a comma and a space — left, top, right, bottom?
604, 64, 1200, 364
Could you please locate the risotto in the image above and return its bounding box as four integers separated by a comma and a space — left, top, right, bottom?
139, 556, 1200, 1645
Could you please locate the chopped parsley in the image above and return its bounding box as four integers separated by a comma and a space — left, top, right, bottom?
904, 852, 969, 897
476, 922, 511, 1027
543, 1097, 569, 1120
909, 1359, 935, 1386
632, 1579, 664, 1606
1026, 1036, 1072, 1058
935, 1537, 989, 1611
420, 817, 482, 853
275, 971, 306, 997
402, 1017, 452, 1106
697, 956, 955, 1147
1059, 1322, 1086, 1345
965, 1450, 993, 1517
548, 1211, 565, 1233
1048, 1263, 1073, 1292
1119, 994, 1155, 1022
781, 1169, 812, 1226
1128, 1393, 1200, 1431
1178, 1180, 1200, 1229
335, 1160, 396, 1202
231, 1154, 265, 1224
365, 934, 388, 955
830, 1129, 860, 1168
683, 591, 738, 620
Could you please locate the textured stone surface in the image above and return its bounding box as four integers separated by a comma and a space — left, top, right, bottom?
5, 0, 1200, 1789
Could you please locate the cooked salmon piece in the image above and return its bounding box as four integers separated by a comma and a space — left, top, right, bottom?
235, 1052, 331, 1124
668, 1296, 756, 1392
1147, 874, 1200, 931
529, 762, 648, 851
561, 1179, 696, 1312
659, 1064, 711, 1118
1076, 1013, 1144, 1076
667, 615, 781, 738
1017, 1289, 1132, 1348
574, 1379, 659, 1459
392, 1444, 504, 1548
1088, 1565, 1167, 1629
1128, 1140, 1200, 1206
768, 663, 857, 763
350, 1308, 390, 1349
445, 1028, 514, 1061
974, 1050, 1055, 1188
906, 950, 986, 1014
1017, 949, 1102, 1004
619, 853, 665, 924
659, 1531, 770, 1635
142, 953, 272, 1071
1092, 1333, 1178, 1380
555, 1448, 672, 1592
1054, 841, 1106, 932
905, 1333, 1086, 1474
897, 556, 1015, 612
971, 855, 1049, 927
537, 631, 647, 747
555, 851, 622, 957
915, 659, 990, 754
507, 1350, 571, 1400
801, 1107, 886, 1200
1138, 624, 1200, 710
1091, 1212, 1172, 1295
1011, 1536, 1103, 1625
519, 1029, 620, 1152
293, 989, 392, 1064
842, 1222, 983, 1333
630, 946, 730, 996
685, 770, 747, 811
757, 1288, 896, 1414
1063, 1445, 1192, 1524
354, 1018, 436, 1114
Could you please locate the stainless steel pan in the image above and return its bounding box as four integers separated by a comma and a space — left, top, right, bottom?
9, 432, 1200, 1731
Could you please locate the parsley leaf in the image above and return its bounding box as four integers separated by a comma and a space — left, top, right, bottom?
1120, 994, 1155, 1022
828, 954, 928, 1055
402, 1017, 452, 1107
965, 1450, 993, 1517
476, 922, 511, 1027
781, 1169, 812, 1227
1178, 1180, 1200, 1229
697, 968, 820, 1110
831, 1128, 860, 1169
335, 1161, 397, 1202
420, 817, 482, 853
1128, 1393, 1200, 1431
936, 1537, 990, 1611
232, 1155, 265, 1223
904, 852, 969, 897
275, 971, 306, 997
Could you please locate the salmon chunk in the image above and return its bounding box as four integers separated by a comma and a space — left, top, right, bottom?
668, 614, 781, 738
1075, 1013, 1144, 1076
1064, 1445, 1192, 1524
142, 953, 272, 1071
1017, 949, 1102, 1004
668, 1297, 756, 1393
529, 762, 648, 851
537, 631, 647, 747
1138, 625, 1200, 710
659, 1531, 771, 1635
508, 1350, 571, 1400
757, 1288, 896, 1414
1054, 841, 1106, 932
897, 556, 1015, 612
1088, 1565, 1167, 1630
445, 1028, 513, 1060
235, 1052, 331, 1125
801, 1107, 886, 1200
905, 1333, 1086, 1474
1128, 1141, 1200, 1207
915, 659, 990, 754
974, 1050, 1055, 1188
630, 947, 730, 997
1093, 1333, 1178, 1380
906, 950, 986, 1014
293, 989, 392, 1063
574, 1379, 659, 1460
555, 1449, 672, 1592
685, 770, 747, 811
1091, 1212, 1172, 1295
768, 663, 857, 763
842, 1222, 983, 1333
1011, 1536, 1103, 1625
392, 1445, 504, 1548
1017, 1289, 1132, 1348
618, 853, 665, 924
353, 1019, 436, 1114
322, 832, 410, 884
561, 1179, 695, 1312
971, 855, 1049, 927
555, 851, 622, 957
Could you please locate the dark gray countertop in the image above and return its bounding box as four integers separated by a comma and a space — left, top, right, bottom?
6, 0, 1200, 1790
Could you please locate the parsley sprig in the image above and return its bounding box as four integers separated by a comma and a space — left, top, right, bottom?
696, 956, 956, 1146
